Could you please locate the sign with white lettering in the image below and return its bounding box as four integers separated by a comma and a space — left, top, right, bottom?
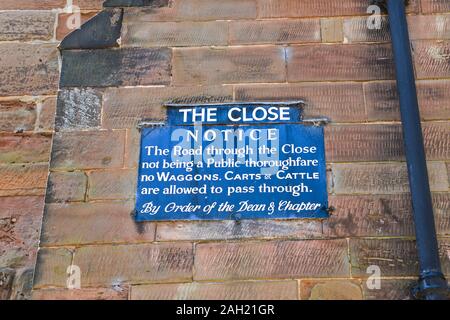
135, 102, 328, 221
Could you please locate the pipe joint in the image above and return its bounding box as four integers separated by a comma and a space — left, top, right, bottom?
412, 271, 449, 300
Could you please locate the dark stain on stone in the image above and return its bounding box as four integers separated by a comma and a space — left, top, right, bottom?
60, 8, 123, 50
0, 268, 15, 300
104, 0, 170, 8
102, 157, 112, 165
0, 217, 16, 244
60, 47, 171, 87
131, 211, 147, 234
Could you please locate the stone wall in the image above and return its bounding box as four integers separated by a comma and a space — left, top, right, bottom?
1, 0, 449, 300
0, 0, 101, 300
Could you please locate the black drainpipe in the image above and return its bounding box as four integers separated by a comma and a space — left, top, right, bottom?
380, 0, 448, 299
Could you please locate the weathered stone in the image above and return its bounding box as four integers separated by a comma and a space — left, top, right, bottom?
46, 171, 87, 203
73, 0, 104, 10
413, 40, 450, 79
104, 0, 169, 7
41, 201, 155, 246
194, 240, 349, 280
363, 279, 413, 300
422, 122, 450, 160
350, 238, 450, 278
287, 44, 395, 81
325, 195, 414, 238
350, 239, 419, 277
448, 163, 450, 185
439, 238, 450, 276
326, 122, 450, 161
344, 15, 450, 43
0, 101, 36, 133
72, 243, 193, 286
131, 281, 298, 300
0, 197, 45, 270
421, 0, 450, 13
172, 46, 286, 85
0, 11, 55, 41
123, 0, 256, 21
0, 133, 52, 164
235, 82, 366, 122
257, 0, 419, 18
87, 169, 136, 200
122, 21, 228, 47
60, 9, 123, 50
325, 124, 404, 162
0, 44, 59, 96
0, 0, 65, 10
60, 48, 171, 87
408, 14, 450, 40
321, 18, 343, 43
331, 162, 449, 194
50, 130, 125, 170
56, 12, 97, 41
229, 19, 321, 45
343, 16, 390, 43
33, 248, 73, 288
37, 97, 57, 132
258, 0, 366, 18
56, 88, 102, 131
124, 128, 140, 168
10, 268, 34, 300
0, 268, 15, 300
32, 287, 128, 300
0, 164, 49, 197
364, 80, 450, 121
324, 193, 450, 237
433, 193, 450, 236
300, 280, 363, 300
156, 219, 323, 241
103, 86, 233, 128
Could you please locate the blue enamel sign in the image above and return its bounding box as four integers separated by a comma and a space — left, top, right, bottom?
135, 102, 328, 221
